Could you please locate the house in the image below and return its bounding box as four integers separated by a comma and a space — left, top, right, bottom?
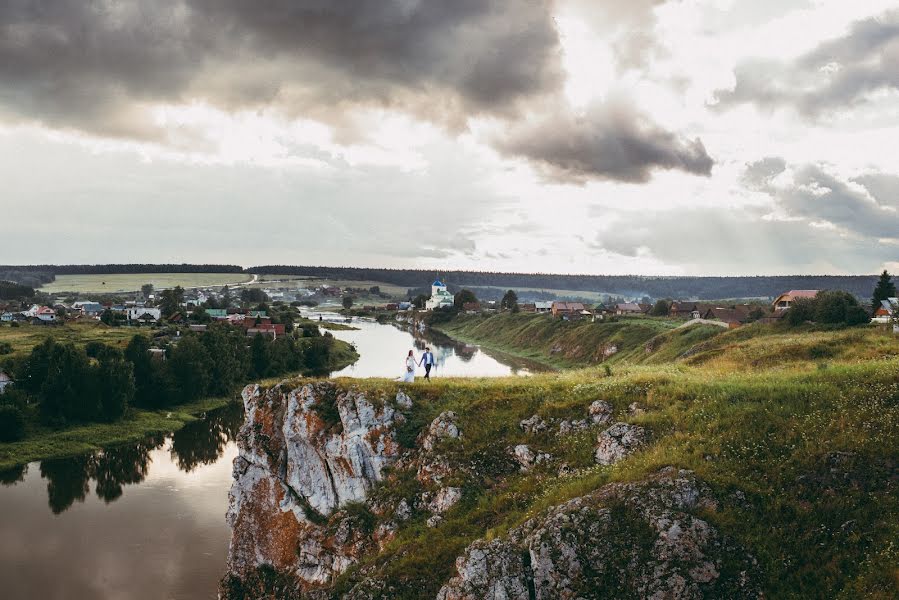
127, 307, 162, 323
519, 303, 537, 313
33, 306, 57, 322
247, 310, 268, 319
0, 370, 12, 394
703, 307, 750, 329
206, 308, 228, 319
462, 302, 481, 314
534, 301, 553, 314
638, 303, 653, 314
0, 312, 13, 322
397, 301, 412, 311
614, 302, 643, 315
773, 290, 819, 311
425, 279, 454, 311
80, 302, 104, 317
874, 298, 898, 318
189, 324, 208, 333
551, 301, 586, 317
385, 303, 399, 311
24, 305, 56, 322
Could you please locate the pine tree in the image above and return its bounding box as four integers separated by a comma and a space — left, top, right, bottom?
872, 270, 896, 312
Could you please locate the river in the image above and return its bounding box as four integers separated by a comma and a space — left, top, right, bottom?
0, 318, 546, 599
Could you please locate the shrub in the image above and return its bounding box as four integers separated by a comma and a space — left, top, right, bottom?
0, 342, 12, 355
0, 405, 26, 442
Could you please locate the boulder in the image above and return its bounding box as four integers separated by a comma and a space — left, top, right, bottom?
595, 422, 648, 465
437, 469, 761, 600
520, 414, 548, 434
422, 411, 462, 452
589, 400, 613, 424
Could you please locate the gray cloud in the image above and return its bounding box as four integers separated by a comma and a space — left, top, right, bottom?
778, 165, 899, 239
738, 160, 899, 240
493, 100, 713, 183
0, 1, 715, 184
714, 9, 899, 117
741, 156, 787, 190
594, 206, 896, 274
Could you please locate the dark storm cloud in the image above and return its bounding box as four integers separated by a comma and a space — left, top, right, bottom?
714, 9, 899, 116
0, 0, 562, 137
0, 0, 714, 183
493, 101, 713, 183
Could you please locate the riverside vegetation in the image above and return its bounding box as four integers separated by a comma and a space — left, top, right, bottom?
0, 321, 358, 468
221, 315, 898, 599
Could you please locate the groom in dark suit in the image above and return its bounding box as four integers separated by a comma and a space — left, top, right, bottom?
419, 347, 436, 380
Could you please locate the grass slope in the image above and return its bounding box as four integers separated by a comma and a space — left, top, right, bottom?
0, 321, 149, 359
319, 326, 899, 598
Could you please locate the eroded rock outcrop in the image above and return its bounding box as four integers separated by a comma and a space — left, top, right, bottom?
437, 468, 761, 600
595, 421, 648, 465
223, 381, 406, 596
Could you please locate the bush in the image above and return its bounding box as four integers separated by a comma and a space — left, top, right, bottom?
0, 342, 12, 355
0, 405, 26, 442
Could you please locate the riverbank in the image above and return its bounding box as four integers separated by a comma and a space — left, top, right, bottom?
0, 337, 359, 470
0, 395, 235, 470
432, 312, 689, 369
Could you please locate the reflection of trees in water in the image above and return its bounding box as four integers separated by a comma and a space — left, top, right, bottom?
0, 464, 27, 486
31, 403, 244, 514
94, 434, 165, 503
40, 455, 94, 514
169, 402, 243, 472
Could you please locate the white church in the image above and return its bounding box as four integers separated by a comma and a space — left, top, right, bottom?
425, 278, 454, 310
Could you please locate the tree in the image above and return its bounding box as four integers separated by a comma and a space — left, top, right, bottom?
249, 333, 271, 379
220, 285, 233, 308
871, 270, 896, 313
94, 348, 134, 422
39, 342, 95, 423
0, 405, 25, 442
412, 294, 428, 309
649, 299, 671, 316
200, 325, 250, 395
158, 286, 184, 317
100, 308, 115, 325
342, 295, 355, 310
190, 306, 211, 323
369, 286, 380, 294
240, 288, 268, 304
815, 290, 865, 325
453, 289, 477, 310
786, 297, 817, 326
501, 290, 518, 311
141, 283, 154, 301
168, 336, 211, 402
125, 335, 156, 408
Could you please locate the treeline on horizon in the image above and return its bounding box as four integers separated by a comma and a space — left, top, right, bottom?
0, 264, 882, 300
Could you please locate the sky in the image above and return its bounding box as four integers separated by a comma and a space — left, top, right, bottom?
1, 0, 898, 276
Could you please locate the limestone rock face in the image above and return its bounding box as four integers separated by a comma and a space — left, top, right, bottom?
222, 381, 405, 596
437, 468, 761, 600
595, 421, 648, 465
422, 411, 462, 451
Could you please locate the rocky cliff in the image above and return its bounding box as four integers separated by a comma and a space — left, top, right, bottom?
220, 380, 766, 599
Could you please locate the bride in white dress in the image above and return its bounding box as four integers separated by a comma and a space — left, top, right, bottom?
402, 350, 416, 383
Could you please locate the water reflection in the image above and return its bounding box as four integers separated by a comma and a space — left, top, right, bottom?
5, 402, 244, 515
323, 315, 549, 378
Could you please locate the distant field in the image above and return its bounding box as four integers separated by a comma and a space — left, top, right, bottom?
39, 272, 252, 294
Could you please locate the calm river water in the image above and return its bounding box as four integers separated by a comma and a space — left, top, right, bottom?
0, 318, 545, 599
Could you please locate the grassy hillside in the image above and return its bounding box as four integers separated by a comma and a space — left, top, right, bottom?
434, 312, 899, 374
255, 333, 899, 598
434, 313, 713, 368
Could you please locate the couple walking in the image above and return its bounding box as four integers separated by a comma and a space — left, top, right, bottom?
401, 347, 436, 383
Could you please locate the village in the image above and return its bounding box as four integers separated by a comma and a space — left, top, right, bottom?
2, 275, 897, 335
